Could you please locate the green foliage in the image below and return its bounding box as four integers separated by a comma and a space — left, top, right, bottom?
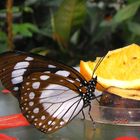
1, 0, 140, 65
128, 22, 140, 36
100, 0, 140, 47
13, 23, 39, 37
0, 30, 8, 53
113, 1, 140, 23
53, 0, 87, 49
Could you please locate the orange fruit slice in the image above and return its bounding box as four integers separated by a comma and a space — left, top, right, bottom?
80, 44, 140, 90
80, 60, 95, 81
106, 87, 140, 100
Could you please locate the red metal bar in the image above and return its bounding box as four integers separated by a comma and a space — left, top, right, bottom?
114, 136, 138, 140
1, 89, 11, 94
0, 113, 30, 130
0, 134, 17, 140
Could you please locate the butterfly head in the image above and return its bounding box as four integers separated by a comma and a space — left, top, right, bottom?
88, 76, 97, 88
80, 76, 97, 107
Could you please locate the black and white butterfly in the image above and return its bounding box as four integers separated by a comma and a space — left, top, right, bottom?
0, 51, 103, 133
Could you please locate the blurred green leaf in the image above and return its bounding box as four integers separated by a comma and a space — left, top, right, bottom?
13, 23, 39, 37
25, 0, 63, 6
100, 20, 114, 27
0, 6, 20, 13
31, 47, 50, 56
113, 1, 140, 23
25, 0, 37, 5
53, 0, 87, 48
0, 31, 8, 53
23, 6, 33, 13
0, 46, 8, 53
127, 0, 140, 4
43, 0, 63, 6
0, 30, 7, 41
128, 22, 140, 36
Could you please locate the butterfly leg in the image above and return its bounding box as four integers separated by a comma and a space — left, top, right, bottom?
95, 98, 100, 103
95, 93, 102, 103
88, 104, 96, 130
81, 110, 85, 120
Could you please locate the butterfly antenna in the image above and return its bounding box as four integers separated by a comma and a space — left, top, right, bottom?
91, 55, 106, 79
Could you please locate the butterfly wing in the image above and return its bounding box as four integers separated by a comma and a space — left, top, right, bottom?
20, 72, 84, 133
0, 51, 88, 133
0, 51, 86, 97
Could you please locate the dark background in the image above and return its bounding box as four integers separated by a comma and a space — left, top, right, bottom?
0, 0, 140, 65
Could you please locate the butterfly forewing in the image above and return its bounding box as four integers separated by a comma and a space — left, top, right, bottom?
0, 51, 86, 97
20, 72, 84, 133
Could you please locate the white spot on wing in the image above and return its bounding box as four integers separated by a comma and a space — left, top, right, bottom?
60, 121, 65, 125
39, 122, 42, 126
32, 82, 40, 89
41, 115, 46, 120
76, 78, 80, 82
13, 87, 19, 91
55, 70, 70, 77
48, 128, 52, 131
27, 88, 30, 90
44, 71, 50, 74
48, 121, 52, 125
32, 78, 37, 81
34, 118, 38, 121
29, 92, 35, 99
12, 69, 26, 78
33, 108, 39, 114
43, 125, 45, 128
26, 82, 30, 85
25, 57, 34, 61
40, 75, 49, 80
67, 79, 75, 83
25, 107, 29, 110
14, 62, 29, 69
48, 65, 56, 68
31, 115, 35, 119
29, 101, 34, 106
12, 76, 23, 84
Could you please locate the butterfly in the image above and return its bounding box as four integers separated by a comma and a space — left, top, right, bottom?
0, 51, 103, 133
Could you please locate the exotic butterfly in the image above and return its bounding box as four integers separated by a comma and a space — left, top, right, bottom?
0, 51, 103, 133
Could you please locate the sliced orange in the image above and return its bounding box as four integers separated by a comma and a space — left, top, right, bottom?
80, 60, 95, 81
106, 87, 140, 100
80, 44, 140, 90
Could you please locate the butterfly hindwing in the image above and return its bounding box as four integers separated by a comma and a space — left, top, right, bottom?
20, 72, 84, 133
